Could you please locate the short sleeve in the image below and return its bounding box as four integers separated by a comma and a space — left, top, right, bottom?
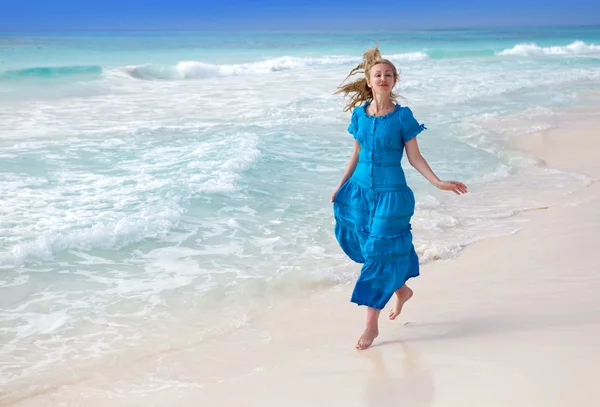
401, 107, 427, 143
347, 108, 358, 138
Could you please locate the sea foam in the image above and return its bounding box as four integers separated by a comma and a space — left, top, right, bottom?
498, 41, 600, 57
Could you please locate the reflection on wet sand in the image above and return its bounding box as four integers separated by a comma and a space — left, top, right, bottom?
361, 342, 434, 407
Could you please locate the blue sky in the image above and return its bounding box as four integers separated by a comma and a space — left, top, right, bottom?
1, 0, 599, 31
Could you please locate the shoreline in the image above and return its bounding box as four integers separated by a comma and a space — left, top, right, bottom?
6, 104, 600, 406
507, 105, 600, 180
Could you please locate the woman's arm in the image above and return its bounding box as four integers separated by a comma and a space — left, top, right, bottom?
331, 140, 361, 202
404, 138, 468, 195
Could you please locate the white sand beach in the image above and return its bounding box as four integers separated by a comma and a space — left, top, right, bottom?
6, 106, 599, 407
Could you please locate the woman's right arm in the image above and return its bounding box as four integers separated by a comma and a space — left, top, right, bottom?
330, 140, 361, 202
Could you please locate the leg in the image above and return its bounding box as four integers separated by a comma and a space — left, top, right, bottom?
389, 284, 413, 320
356, 307, 381, 350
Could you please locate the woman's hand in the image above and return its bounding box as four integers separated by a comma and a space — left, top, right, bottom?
436, 180, 468, 195
330, 186, 340, 203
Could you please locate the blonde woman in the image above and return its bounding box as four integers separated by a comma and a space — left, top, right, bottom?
331, 47, 467, 350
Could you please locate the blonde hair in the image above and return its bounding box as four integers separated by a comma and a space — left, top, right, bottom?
334, 46, 401, 112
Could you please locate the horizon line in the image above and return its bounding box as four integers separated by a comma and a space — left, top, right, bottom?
1, 22, 600, 34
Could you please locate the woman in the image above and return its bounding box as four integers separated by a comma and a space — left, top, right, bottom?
331, 47, 467, 350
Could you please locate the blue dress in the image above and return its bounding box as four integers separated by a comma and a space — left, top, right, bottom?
333, 102, 426, 310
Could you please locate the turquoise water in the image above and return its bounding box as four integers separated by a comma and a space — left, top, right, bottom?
1, 27, 600, 396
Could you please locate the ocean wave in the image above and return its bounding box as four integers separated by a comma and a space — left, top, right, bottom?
388, 52, 430, 61
0, 129, 260, 269
0, 204, 183, 269
118, 52, 428, 80
0, 65, 103, 80
497, 41, 600, 57
119, 56, 355, 80
1, 53, 429, 82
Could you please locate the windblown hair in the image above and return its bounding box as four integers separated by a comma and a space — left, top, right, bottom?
334, 46, 401, 112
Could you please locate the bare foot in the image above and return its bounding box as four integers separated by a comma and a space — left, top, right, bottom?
389, 286, 413, 320
356, 327, 379, 350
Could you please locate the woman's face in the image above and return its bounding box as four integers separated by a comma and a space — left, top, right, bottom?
368, 63, 395, 95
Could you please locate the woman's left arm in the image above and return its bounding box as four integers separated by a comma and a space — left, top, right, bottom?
404, 138, 468, 195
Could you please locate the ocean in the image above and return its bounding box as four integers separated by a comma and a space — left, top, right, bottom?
1, 26, 600, 398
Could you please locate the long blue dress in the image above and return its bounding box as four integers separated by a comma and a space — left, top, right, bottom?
333, 102, 426, 310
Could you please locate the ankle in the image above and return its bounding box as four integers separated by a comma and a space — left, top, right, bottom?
399, 285, 412, 295
365, 323, 379, 332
